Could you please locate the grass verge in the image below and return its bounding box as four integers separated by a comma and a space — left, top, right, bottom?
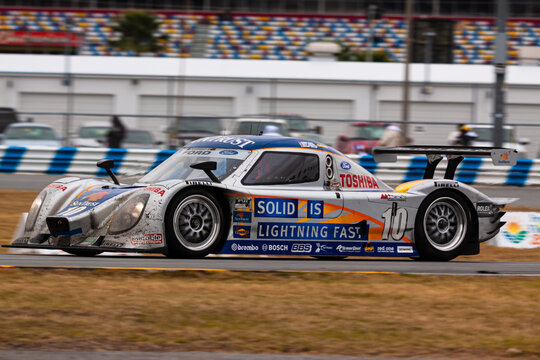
0, 268, 539, 359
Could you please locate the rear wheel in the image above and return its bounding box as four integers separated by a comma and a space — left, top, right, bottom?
165, 189, 227, 258
414, 190, 472, 261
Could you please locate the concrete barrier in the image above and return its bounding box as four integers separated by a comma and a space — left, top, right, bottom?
0, 146, 538, 186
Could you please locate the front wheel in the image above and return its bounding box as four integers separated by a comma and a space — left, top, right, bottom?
414, 190, 473, 261
165, 189, 227, 258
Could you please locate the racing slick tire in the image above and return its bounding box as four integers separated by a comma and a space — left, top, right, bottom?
63, 249, 103, 256
414, 190, 473, 261
165, 188, 228, 258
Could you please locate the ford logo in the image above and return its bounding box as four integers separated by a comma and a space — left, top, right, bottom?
219, 150, 238, 155
340, 161, 351, 170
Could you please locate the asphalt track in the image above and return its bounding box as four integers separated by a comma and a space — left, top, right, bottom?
1, 253, 539, 276
1, 174, 538, 208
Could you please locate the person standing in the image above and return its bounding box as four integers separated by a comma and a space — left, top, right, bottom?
107, 116, 126, 148
377, 124, 406, 147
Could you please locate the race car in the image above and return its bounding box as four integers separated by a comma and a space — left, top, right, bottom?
6, 135, 518, 261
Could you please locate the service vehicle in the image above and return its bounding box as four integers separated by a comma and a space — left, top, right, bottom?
6, 136, 517, 261
0, 122, 62, 147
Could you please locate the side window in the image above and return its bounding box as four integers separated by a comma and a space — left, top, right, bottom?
242, 152, 319, 185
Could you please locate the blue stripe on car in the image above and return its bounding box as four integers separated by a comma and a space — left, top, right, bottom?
46, 147, 78, 175
0, 146, 26, 173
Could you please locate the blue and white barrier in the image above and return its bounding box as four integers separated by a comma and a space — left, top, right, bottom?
0, 146, 538, 186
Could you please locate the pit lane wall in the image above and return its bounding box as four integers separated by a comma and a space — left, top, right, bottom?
0, 146, 539, 186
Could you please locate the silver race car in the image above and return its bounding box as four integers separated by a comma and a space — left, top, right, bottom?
6, 135, 518, 261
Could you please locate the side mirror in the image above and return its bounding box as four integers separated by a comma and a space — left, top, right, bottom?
97, 159, 119, 185
313, 126, 323, 135
155, 141, 164, 145
338, 135, 348, 142
190, 161, 220, 183
519, 138, 530, 145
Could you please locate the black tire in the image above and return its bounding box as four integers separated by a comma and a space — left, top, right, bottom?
414, 190, 473, 261
63, 249, 103, 256
165, 188, 228, 258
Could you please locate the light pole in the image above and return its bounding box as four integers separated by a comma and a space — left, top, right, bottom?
493, 0, 507, 147
422, 30, 436, 94
401, 0, 413, 139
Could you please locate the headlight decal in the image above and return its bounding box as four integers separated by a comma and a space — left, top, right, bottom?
108, 193, 150, 234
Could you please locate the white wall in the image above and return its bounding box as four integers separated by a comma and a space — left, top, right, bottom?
1, 55, 539, 155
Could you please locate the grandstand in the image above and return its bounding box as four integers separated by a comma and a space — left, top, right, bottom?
0, 4, 539, 64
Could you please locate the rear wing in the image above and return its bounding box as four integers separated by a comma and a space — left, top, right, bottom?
372, 146, 518, 180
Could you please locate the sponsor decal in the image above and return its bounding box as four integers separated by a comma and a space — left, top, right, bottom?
339, 174, 379, 189
233, 211, 252, 223
315, 243, 332, 253
81, 191, 111, 201
364, 243, 374, 252
185, 181, 212, 186
71, 200, 99, 207
257, 221, 369, 240
83, 237, 98, 243
262, 244, 289, 252
231, 243, 259, 251
47, 183, 67, 192
291, 243, 313, 253
502, 222, 528, 244
102, 240, 124, 248
255, 198, 298, 218
336, 245, 362, 253
130, 233, 163, 245
476, 202, 496, 217
144, 186, 166, 196
219, 150, 238, 155
434, 181, 459, 188
376, 245, 395, 254
397, 246, 413, 254
185, 150, 212, 156
233, 225, 251, 238
299, 141, 317, 149
191, 136, 256, 148
380, 193, 406, 201
307, 200, 323, 219
497, 151, 511, 164
234, 197, 252, 211
340, 161, 352, 170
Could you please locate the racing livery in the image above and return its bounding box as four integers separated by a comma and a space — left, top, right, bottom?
6, 136, 518, 261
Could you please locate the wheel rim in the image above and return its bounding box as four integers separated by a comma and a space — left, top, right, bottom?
423, 197, 466, 252
172, 195, 220, 251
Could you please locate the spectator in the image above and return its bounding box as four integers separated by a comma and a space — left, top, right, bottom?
448, 123, 464, 145
456, 125, 477, 146
377, 124, 405, 147
107, 115, 126, 148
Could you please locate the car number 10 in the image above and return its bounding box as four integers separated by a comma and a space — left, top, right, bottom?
381, 207, 408, 240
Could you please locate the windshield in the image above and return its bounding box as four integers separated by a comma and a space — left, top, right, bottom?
139, 148, 250, 183
6, 126, 56, 140
177, 117, 222, 134
126, 130, 153, 144
236, 121, 289, 136
354, 125, 386, 140
473, 127, 515, 143
79, 126, 109, 139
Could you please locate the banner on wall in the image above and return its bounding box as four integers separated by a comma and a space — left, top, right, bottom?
490, 212, 540, 248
